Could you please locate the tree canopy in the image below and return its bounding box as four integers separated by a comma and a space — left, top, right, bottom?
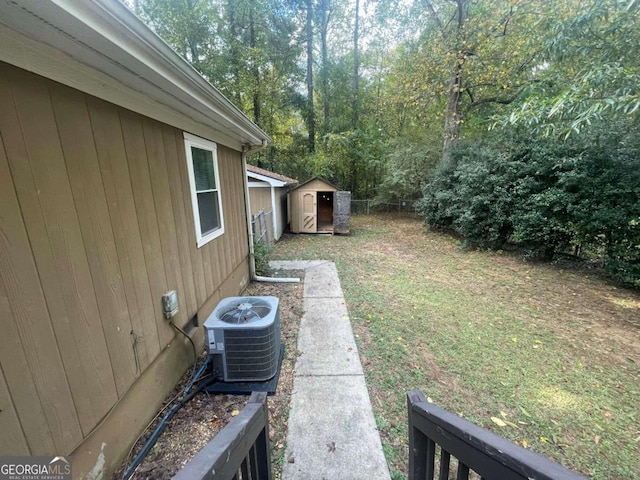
130, 0, 639, 285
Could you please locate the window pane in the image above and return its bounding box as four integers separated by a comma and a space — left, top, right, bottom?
197, 191, 220, 235
192, 147, 216, 191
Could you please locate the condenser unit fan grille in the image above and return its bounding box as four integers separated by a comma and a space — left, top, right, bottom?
223, 324, 280, 381
219, 301, 272, 324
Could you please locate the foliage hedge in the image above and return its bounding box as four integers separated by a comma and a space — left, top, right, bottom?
418, 129, 640, 287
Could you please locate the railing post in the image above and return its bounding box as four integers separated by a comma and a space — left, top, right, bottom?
408, 390, 431, 480
248, 391, 272, 480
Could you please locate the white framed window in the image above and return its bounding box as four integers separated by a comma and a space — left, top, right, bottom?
184, 133, 225, 247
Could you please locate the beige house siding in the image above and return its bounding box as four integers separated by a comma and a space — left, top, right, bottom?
0, 62, 250, 471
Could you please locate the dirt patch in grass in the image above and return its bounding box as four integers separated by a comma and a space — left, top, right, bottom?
113, 278, 303, 480
272, 214, 640, 480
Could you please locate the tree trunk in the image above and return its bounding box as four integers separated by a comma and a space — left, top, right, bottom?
249, 4, 261, 127
319, 0, 331, 124
440, 0, 467, 168
352, 0, 360, 129
228, 0, 242, 105
441, 58, 464, 168
306, 0, 316, 153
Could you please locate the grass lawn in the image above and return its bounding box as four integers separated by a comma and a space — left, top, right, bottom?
270, 214, 640, 480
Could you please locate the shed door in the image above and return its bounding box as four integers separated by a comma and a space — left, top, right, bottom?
333, 191, 351, 234
300, 190, 317, 233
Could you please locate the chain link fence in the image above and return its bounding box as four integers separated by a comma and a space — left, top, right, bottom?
251, 210, 273, 243
351, 199, 421, 217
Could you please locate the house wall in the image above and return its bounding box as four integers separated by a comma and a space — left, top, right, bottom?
0, 62, 250, 476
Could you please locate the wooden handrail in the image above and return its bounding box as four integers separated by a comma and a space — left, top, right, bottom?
407, 391, 587, 480
172, 391, 272, 480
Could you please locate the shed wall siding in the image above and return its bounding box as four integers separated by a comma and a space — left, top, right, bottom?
0, 63, 250, 459
249, 185, 274, 240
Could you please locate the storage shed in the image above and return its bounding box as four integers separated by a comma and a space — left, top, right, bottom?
247, 164, 297, 242
0, 1, 269, 478
289, 177, 351, 234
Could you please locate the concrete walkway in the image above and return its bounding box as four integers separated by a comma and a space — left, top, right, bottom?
270, 260, 391, 480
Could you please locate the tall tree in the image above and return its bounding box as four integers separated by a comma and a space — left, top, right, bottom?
318, 0, 332, 125
138, 0, 216, 74
419, 0, 560, 166
352, 0, 360, 129
305, 0, 316, 152
248, 2, 261, 126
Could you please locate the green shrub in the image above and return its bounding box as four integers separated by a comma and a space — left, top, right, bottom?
419, 127, 640, 287
508, 142, 581, 260
253, 236, 273, 276
419, 142, 515, 249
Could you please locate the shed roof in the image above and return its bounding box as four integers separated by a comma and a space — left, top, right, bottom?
290, 177, 342, 192
247, 164, 298, 187
0, 0, 270, 151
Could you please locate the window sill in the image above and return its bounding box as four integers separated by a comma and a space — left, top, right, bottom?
196, 227, 225, 248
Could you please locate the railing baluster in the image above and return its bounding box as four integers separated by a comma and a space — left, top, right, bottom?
248, 444, 258, 479
254, 424, 271, 479
426, 438, 436, 479
240, 455, 250, 480
438, 449, 451, 480
456, 462, 470, 480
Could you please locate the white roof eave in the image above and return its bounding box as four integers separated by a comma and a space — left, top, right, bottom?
247, 171, 288, 187
0, 0, 270, 150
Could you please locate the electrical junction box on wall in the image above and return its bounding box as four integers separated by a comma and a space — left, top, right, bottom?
162, 290, 179, 319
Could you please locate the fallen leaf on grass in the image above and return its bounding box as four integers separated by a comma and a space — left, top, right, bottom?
491, 417, 507, 427
594, 435, 601, 445
518, 406, 532, 418
492, 416, 519, 429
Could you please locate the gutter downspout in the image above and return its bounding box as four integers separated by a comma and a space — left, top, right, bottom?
242, 143, 300, 283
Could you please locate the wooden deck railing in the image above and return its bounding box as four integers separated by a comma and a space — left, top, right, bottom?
407, 391, 587, 480
172, 391, 272, 480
